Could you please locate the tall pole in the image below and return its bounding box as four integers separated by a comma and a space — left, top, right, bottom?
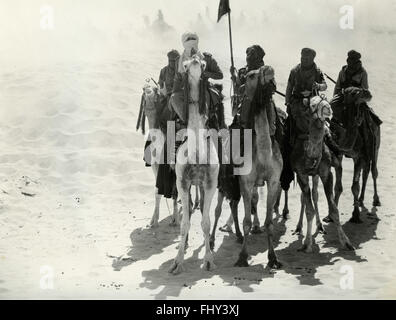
227, 12, 235, 71
227, 11, 238, 116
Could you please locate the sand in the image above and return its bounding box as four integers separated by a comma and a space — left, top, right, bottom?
1, 1, 396, 300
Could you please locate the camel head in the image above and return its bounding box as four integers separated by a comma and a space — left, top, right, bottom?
303, 95, 333, 173
183, 54, 206, 82
142, 83, 159, 112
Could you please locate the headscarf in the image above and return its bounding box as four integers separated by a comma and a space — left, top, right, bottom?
178, 32, 204, 73
301, 48, 316, 69
167, 49, 180, 71
246, 45, 265, 70
346, 50, 362, 73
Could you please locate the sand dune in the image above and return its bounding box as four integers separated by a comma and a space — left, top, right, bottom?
1, 1, 396, 299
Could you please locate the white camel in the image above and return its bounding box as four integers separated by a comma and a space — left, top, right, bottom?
168, 55, 219, 274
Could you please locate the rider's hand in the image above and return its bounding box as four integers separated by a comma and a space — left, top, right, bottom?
312, 82, 320, 90
201, 71, 209, 80
159, 86, 167, 96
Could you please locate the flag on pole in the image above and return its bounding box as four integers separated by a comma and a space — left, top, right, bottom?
217, 0, 231, 22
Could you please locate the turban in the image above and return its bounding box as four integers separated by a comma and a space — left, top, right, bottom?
167, 49, 180, 61
246, 45, 265, 70
181, 32, 199, 47
301, 48, 316, 58
347, 50, 361, 64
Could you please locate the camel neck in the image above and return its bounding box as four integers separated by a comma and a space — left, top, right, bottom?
187, 76, 205, 132
254, 108, 273, 163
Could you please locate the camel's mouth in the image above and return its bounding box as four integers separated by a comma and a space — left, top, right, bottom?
185, 36, 197, 42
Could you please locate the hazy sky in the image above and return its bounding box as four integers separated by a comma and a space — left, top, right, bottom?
0, 0, 395, 65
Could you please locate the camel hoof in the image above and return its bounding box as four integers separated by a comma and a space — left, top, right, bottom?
251, 225, 263, 234
201, 260, 216, 271
268, 259, 283, 269
293, 225, 303, 236
349, 216, 363, 224
149, 221, 159, 229
169, 218, 179, 227
209, 239, 215, 251
234, 252, 249, 267
373, 197, 381, 207
316, 223, 326, 234
344, 242, 355, 251
298, 244, 313, 253
234, 258, 249, 268
169, 260, 185, 275
236, 235, 244, 244
219, 225, 233, 233
282, 209, 290, 220
323, 215, 334, 223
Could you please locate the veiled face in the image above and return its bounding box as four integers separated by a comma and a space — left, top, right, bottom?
301, 55, 315, 68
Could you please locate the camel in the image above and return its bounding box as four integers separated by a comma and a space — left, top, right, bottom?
294, 147, 344, 235
168, 55, 219, 274
229, 66, 283, 269
290, 95, 354, 252
325, 87, 381, 224
137, 83, 180, 228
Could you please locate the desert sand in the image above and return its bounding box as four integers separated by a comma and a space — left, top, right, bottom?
1, 0, 396, 299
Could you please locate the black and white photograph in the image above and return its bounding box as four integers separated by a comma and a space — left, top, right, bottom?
0, 0, 395, 301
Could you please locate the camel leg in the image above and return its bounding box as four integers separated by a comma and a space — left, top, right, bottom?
313, 175, 325, 233
210, 191, 224, 250
169, 198, 180, 226
293, 192, 305, 235
319, 165, 354, 250
372, 159, 381, 207
274, 185, 281, 216
149, 189, 161, 228
234, 181, 253, 267
169, 181, 191, 274
350, 158, 363, 223
251, 187, 262, 234
297, 174, 315, 253
324, 157, 343, 223
220, 211, 234, 233
266, 179, 282, 268
201, 183, 217, 271
372, 127, 381, 206
231, 199, 243, 243
194, 186, 200, 210
358, 163, 370, 207
334, 156, 343, 207
282, 190, 290, 219
149, 164, 161, 228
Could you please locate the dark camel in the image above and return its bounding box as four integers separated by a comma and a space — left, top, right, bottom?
290, 95, 354, 252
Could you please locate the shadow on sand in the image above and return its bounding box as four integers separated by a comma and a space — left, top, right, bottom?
275, 206, 380, 286
112, 215, 180, 271
138, 215, 288, 299
114, 205, 379, 298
